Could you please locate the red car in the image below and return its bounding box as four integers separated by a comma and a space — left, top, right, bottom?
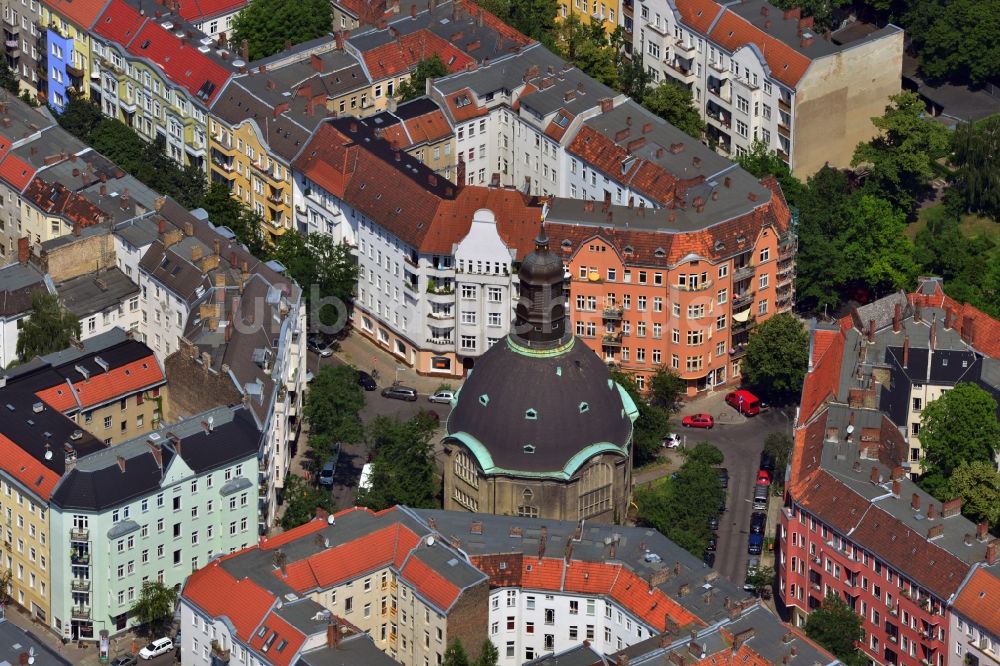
725, 389, 761, 416
756, 470, 772, 486
682, 413, 714, 429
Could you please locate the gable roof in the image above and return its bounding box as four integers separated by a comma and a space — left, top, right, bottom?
41, 0, 111, 29
706, 7, 812, 88
953, 568, 1000, 638
175, 0, 247, 21
93, 0, 147, 46
359, 30, 474, 80
184, 560, 277, 642
0, 433, 62, 501
126, 20, 231, 104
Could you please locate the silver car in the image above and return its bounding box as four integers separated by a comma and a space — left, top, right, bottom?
428, 390, 455, 404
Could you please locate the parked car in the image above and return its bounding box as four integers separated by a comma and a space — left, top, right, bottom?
716, 467, 730, 488
707, 515, 719, 531
706, 535, 718, 551
702, 550, 716, 567
381, 385, 418, 401
428, 390, 455, 404
747, 533, 764, 555
752, 484, 769, 511
743, 557, 761, 591
756, 469, 772, 486
307, 337, 333, 357
719, 495, 727, 513
682, 413, 714, 429
759, 451, 775, 473
139, 638, 174, 660
357, 370, 378, 391
318, 457, 336, 487
111, 655, 137, 666
750, 511, 767, 534
663, 433, 682, 448
725, 389, 761, 416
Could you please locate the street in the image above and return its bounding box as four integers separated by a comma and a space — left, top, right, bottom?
670, 406, 792, 585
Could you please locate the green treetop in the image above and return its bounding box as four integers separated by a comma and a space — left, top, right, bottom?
16, 292, 81, 364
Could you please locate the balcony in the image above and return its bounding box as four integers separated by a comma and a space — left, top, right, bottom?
602, 305, 624, 320
665, 60, 695, 82
779, 97, 790, 113
733, 263, 754, 281
70, 551, 90, 565
428, 310, 454, 321
71, 606, 91, 620
674, 278, 713, 292
777, 123, 790, 139
602, 332, 624, 347
709, 60, 730, 78
250, 161, 277, 181
70, 527, 89, 541
425, 337, 454, 347
4, 39, 17, 49
267, 192, 284, 206
71, 579, 90, 592
211, 156, 235, 174
732, 317, 755, 334
645, 20, 670, 37
708, 83, 731, 104
706, 110, 731, 130
66, 62, 83, 78
675, 39, 696, 54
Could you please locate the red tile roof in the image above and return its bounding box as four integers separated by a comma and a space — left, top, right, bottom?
521, 557, 564, 590
247, 611, 306, 666
463, 3, 533, 46
441, 86, 490, 123
0, 433, 62, 501
93, 0, 147, 47
360, 30, 473, 80
0, 154, 37, 193
176, 0, 247, 21
810, 328, 838, 367
609, 568, 700, 631
402, 109, 452, 145
258, 516, 328, 551
126, 21, 231, 104
675, 0, 724, 34
953, 568, 1000, 638
797, 329, 844, 425
707, 9, 811, 88
184, 562, 277, 641
34, 355, 165, 412
41, 0, 110, 29
910, 287, 1000, 360
399, 555, 461, 610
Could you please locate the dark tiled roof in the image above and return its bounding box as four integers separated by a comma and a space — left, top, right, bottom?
0, 262, 50, 317
56, 267, 139, 319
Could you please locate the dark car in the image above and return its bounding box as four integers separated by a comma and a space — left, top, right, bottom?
381, 385, 418, 401
717, 467, 729, 488
750, 511, 767, 534
719, 496, 727, 513
708, 515, 719, 531
357, 371, 377, 391
748, 533, 764, 555
111, 656, 137, 666
760, 451, 775, 473
702, 550, 716, 567
706, 535, 718, 551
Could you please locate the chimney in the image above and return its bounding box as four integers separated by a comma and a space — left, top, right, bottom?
309, 53, 323, 73
213, 238, 221, 257
538, 532, 546, 560
326, 620, 341, 648
868, 319, 876, 343
914, 301, 922, 322
961, 315, 974, 343
942, 498, 962, 517
965, 533, 973, 546
456, 157, 466, 188
117, 456, 126, 473
869, 466, 880, 484
335, 31, 345, 50
911, 493, 921, 511
902, 335, 910, 368
944, 308, 953, 329
411, 3, 417, 17
240, 39, 249, 62
985, 541, 999, 566
17, 237, 29, 265
600, 97, 613, 113
978, 522, 989, 541
192, 245, 203, 263
893, 303, 901, 332
929, 323, 937, 350
927, 524, 944, 540
927, 503, 937, 520
891, 479, 900, 497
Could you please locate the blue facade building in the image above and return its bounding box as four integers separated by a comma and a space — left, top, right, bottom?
45, 28, 73, 112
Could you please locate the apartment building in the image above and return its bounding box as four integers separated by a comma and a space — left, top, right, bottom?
782, 287, 1000, 666
431, 44, 626, 197
948, 568, 1000, 666
55, 267, 142, 342
165, 0, 248, 39
38, 0, 106, 111
49, 404, 261, 641
558, 0, 622, 35
352, 98, 456, 183
207, 40, 372, 240
0, 242, 53, 368
0, 330, 163, 625
293, 119, 545, 375
2, 0, 44, 96
90, 0, 233, 169
180, 506, 491, 666
632, 0, 903, 177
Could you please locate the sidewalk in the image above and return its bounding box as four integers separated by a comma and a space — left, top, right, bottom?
674, 389, 748, 425
0, 604, 145, 666
333, 330, 459, 394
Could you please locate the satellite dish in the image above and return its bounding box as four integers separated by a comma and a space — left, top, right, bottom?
846, 425, 855, 434
426, 536, 435, 547
326, 514, 335, 525
44, 451, 53, 460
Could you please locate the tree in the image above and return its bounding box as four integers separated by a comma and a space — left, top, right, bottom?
358, 413, 438, 511
763, 432, 793, 477
280, 474, 335, 530
767, 0, 849, 30
507, 0, 559, 48
612, 370, 669, 467
443, 639, 470, 666
852, 91, 950, 213
745, 565, 775, 598
642, 80, 705, 140
16, 292, 81, 363
843, 194, 918, 292
949, 461, 1000, 528
919, 382, 1000, 478
737, 139, 804, 208
131, 581, 178, 632
0, 56, 20, 95
612, 27, 650, 103
559, 16, 618, 88
55, 97, 105, 139
636, 456, 724, 556
905, 0, 1000, 86
0, 567, 11, 607
269, 231, 358, 327
741, 314, 809, 401
397, 54, 450, 102
805, 594, 865, 666
476, 639, 499, 666
951, 117, 1000, 220
685, 442, 724, 467
648, 366, 685, 411
199, 182, 267, 257
303, 366, 366, 462
232, 0, 333, 61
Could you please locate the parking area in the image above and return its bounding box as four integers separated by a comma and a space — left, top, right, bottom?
670, 395, 793, 586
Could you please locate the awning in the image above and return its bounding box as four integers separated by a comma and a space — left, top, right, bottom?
733, 309, 752, 322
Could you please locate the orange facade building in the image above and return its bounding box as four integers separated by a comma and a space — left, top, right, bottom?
546, 177, 795, 394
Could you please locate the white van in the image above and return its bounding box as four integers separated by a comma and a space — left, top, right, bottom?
359, 463, 373, 493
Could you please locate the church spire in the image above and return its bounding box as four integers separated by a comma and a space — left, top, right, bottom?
511, 223, 567, 349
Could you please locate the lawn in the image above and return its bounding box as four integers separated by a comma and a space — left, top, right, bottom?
907, 202, 999, 241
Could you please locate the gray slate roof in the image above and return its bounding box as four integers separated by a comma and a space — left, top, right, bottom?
56, 267, 139, 319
